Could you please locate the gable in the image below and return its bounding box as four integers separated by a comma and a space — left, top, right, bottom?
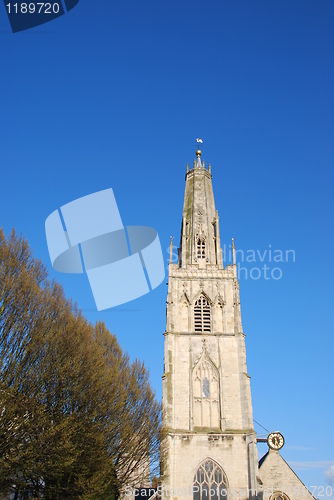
191, 289, 213, 306
259, 450, 315, 500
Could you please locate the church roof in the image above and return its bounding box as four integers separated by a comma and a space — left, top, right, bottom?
258, 449, 316, 500
258, 450, 269, 468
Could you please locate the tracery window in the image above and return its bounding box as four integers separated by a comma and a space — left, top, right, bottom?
270, 493, 290, 500
193, 460, 228, 500
197, 238, 206, 259
193, 360, 219, 428
194, 296, 211, 332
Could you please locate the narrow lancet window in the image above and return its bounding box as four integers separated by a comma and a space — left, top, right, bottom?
203, 378, 210, 398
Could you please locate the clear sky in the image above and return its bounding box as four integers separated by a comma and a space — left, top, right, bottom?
1, 0, 334, 493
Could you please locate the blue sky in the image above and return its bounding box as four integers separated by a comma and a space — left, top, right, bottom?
1, 0, 334, 492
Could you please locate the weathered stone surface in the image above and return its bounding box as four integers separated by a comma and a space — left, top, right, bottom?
162, 153, 258, 499
259, 450, 315, 500
161, 150, 313, 500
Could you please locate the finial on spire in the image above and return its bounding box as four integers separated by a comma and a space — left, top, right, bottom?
232, 238, 236, 265
169, 236, 174, 263
195, 138, 203, 167
196, 138, 203, 158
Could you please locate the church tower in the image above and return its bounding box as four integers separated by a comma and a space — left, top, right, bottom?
162, 146, 259, 500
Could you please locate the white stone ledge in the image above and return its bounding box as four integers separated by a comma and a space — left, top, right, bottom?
163, 331, 236, 337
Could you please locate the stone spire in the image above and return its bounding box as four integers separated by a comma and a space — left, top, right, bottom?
179, 145, 223, 267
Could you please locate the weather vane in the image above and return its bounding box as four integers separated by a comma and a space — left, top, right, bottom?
196, 138, 203, 148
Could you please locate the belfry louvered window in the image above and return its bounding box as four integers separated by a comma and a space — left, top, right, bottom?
194, 296, 211, 332
197, 238, 206, 259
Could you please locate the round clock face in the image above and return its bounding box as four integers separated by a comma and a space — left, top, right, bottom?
267, 432, 285, 450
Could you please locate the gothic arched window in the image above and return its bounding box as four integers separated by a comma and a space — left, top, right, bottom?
194, 296, 211, 332
193, 460, 228, 500
193, 359, 219, 428
197, 238, 206, 259
271, 493, 290, 500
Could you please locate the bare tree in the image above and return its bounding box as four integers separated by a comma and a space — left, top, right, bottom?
0, 229, 163, 500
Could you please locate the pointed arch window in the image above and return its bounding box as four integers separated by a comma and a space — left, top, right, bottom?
193, 359, 219, 428
271, 493, 290, 500
197, 238, 206, 259
194, 296, 211, 332
193, 460, 228, 500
